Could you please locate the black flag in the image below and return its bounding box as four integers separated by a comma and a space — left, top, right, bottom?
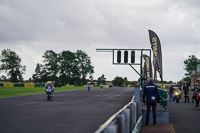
142, 54, 153, 80
148, 30, 163, 81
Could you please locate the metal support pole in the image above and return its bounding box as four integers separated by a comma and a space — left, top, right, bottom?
113, 49, 114, 64
140, 50, 143, 89
129, 65, 140, 76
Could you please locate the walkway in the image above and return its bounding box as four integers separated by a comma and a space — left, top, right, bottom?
141, 91, 200, 133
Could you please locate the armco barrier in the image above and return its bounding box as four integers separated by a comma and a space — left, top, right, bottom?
0, 83, 3, 87
14, 84, 24, 87
83, 85, 94, 87
24, 83, 35, 87
95, 99, 143, 133
3, 83, 14, 87
35, 84, 45, 87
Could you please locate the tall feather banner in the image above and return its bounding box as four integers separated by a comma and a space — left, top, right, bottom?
148, 30, 163, 81
142, 54, 153, 80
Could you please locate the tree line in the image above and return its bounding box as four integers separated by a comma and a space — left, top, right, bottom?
0, 49, 140, 86
183, 55, 200, 85
0, 49, 94, 85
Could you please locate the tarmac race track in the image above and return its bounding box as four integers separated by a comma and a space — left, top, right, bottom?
0, 87, 134, 133
168, 91, 200, 133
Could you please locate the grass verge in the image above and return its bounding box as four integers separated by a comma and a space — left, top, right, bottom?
0, 86, 100, 98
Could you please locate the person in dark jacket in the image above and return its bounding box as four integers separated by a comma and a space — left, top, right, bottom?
168, 83, 175, 103
183, 82, 189, 103
143, 78, 160, 126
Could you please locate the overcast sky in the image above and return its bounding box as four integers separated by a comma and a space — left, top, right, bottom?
0, 0, 200, 82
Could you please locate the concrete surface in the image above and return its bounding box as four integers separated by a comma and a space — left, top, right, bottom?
141, 91, 200, 133
168, 91, 200, 133
140, 123, 172, 133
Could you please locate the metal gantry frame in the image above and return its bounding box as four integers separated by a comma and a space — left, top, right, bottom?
96, 48, 151, 89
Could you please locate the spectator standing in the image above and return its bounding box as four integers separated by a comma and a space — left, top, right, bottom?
143, 78, 160, 126
183, 81, 189, 103
168, 83, 175, 103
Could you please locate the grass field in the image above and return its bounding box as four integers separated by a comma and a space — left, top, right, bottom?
0, 86, 100, 98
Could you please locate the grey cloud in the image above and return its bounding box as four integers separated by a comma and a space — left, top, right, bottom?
0, 0, 200, 81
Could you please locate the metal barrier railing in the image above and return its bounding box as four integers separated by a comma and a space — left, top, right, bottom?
158, 88, 168, 110
95, 98, 143, 133
132, 115, 143, 133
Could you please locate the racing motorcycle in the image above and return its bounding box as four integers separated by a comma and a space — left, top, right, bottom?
46, 87, 53, 101
174, 89, 181, 103
101, 85, 103, 89
195, 92, 200, 106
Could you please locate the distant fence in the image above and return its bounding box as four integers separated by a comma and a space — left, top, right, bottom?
0, 83, 109, 88
3, 83, 14, 87
24, 83, 35, 87
0, 83, 45, 87
83, 85, 94, 87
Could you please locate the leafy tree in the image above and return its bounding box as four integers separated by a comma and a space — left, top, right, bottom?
0, 75, 7, 81
43, 50, 59, 77
89, 69, 94, 82
70, 65, 81, 85
183, 55, 200, 85
182, 76, 191, 86
75, 50, 94, 84
112, 76, 124, 86
34, 50, 60, 83
129, 81, 138, 86
0, 49, 26, 82
32, 63, 48, 82
59, 50, 76, 85
184, 55, 200, 76
123, 77, 128, 87
33, 50, 94, 85
97, 74, 106, 85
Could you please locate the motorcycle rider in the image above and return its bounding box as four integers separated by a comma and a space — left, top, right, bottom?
192, 83, 198, 103
100, 83, 103, 89
44, 81, 54, 95
194, 83, 200, 107
88, 82, 91, 92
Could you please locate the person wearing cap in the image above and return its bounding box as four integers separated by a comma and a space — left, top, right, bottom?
143, 78, 160, 126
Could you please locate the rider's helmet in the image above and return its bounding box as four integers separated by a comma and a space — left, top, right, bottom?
47, 81, 50, 85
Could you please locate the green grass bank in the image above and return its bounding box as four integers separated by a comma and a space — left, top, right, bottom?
0, 86, 100, 98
